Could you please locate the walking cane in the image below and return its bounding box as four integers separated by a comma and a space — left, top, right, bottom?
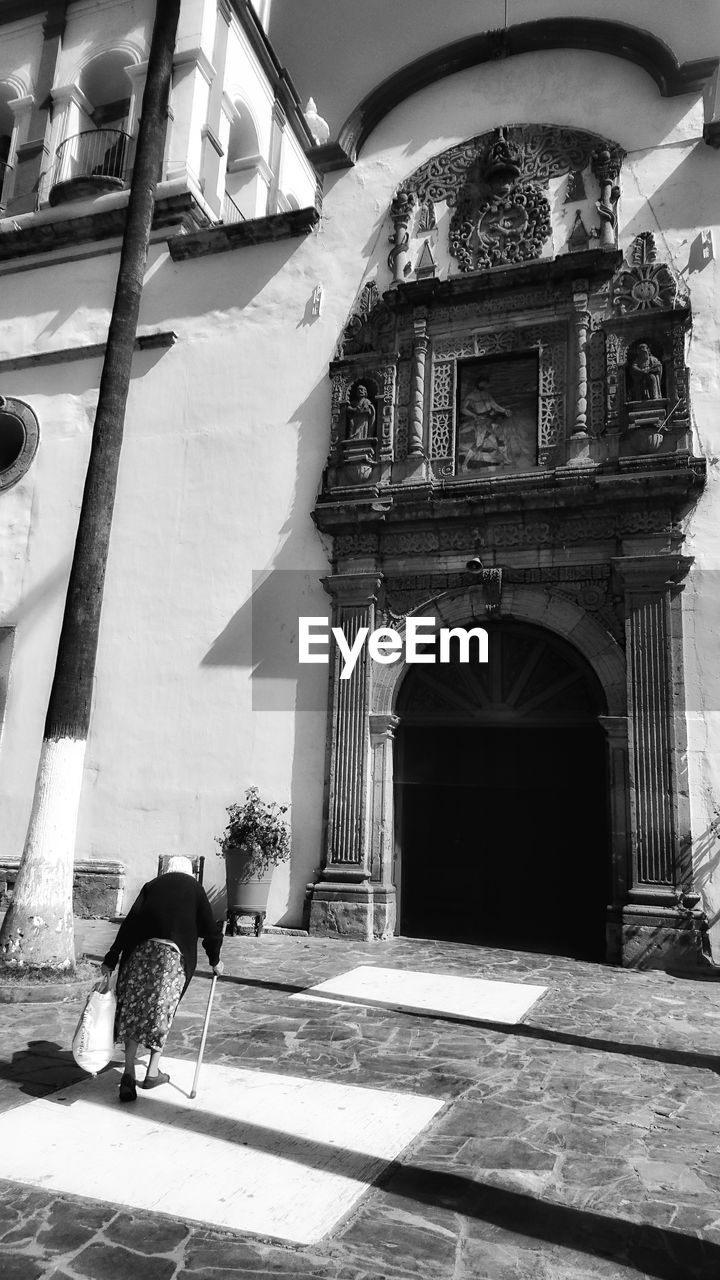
190, 973, 218, 1099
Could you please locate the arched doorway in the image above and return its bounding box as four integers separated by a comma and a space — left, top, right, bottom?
394, 620, 609, 960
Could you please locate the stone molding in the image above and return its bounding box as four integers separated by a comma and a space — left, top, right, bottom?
0, 395, 39, 491
168, 204, 320, 260
0, 330, 177, 374
323, 20, 719, 166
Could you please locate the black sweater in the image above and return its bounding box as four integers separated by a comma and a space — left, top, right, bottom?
103, 872, 223, 994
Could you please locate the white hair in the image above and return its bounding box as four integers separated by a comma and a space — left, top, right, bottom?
164, 855, 195, 877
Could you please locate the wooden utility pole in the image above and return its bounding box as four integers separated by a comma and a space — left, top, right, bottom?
0, 0, 182, 971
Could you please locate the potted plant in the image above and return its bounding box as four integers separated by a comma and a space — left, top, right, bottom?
216, 787, 290, 934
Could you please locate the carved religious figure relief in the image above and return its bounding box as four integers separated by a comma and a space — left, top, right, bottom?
457, 354, 539, 474
460, 378, 512, 470
345, 382, 376, 440
628, 343, 664, 402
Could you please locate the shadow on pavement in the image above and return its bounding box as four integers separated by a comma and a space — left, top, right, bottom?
206, 971, 720, 1076
0, 1040, 98, 1099
77, 1091, 720, 1280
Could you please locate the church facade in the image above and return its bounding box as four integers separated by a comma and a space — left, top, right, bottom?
1, 0, 719, 968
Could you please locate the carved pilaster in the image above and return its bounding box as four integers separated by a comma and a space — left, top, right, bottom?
369, 713, 400, 889
408, 311, 428, 457
322, 574, 382, 877
598, 716, 631, 910
613, 554, 692, 901
571, 288, 591, 438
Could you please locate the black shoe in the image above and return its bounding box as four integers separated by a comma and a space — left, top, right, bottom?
119, 1071, 137, 1102
141, 1070, 170, 1090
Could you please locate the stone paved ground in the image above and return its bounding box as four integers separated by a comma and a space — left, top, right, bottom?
2, 921, 720, 1278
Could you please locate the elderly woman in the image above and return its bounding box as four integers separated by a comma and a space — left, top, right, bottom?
101, 856, 224, 1103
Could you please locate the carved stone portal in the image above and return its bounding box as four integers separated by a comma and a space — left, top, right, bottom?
312, 133, 707, 971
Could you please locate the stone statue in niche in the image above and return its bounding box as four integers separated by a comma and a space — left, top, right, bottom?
628, 343, 664, 402
345, 382, 376, 440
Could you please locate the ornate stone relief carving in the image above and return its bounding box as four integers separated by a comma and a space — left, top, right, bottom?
428, 318, 567, 468
335, 279, 394, 358
332, 506, 676, 562
403, 125, 612, 206
603, 233, 691, 451
388, 189, 416, 286
392, 125, 625, 274
611, 232, 686, 314
448, 130, 552, 271
591, 145, 623, 248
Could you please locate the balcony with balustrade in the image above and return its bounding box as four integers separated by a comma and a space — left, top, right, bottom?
48, 129, 133, 207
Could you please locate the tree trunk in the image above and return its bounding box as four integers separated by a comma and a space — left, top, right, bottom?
0, 0, 181, 972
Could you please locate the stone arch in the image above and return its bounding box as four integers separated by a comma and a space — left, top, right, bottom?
76, 49, 136, 121
66, 40, 145, 91
371, 585, 626, 717
0, 82, 17, 169
335, 19, 717, 161
226, 96, 261, 162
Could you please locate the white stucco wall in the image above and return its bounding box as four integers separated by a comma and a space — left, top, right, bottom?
0, 11, 43, 101
1, 20, 719, 941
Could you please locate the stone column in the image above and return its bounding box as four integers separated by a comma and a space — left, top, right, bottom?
267, 99, 286, 214
125, 63, 148, 137
309, 574, 392, 939
388, 189, 415, 286
612, 553, 709, 969
591, 146, 622, 249
166, 47, 215, 191
572, 287, 590, 437
199, 0, 231, 216
2, 96, 34, 211
11, 2, 68, 213
568, 287, 592, 463
408, 311, 428, 457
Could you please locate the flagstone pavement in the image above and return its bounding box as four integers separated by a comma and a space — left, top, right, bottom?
2, 919, 720, 1279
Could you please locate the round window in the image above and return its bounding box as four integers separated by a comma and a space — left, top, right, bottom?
0, 396, 39, 490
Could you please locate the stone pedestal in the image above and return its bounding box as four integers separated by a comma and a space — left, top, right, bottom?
607, 901, 716, 973
612, 551, 713, 970
309, 880, 395, 940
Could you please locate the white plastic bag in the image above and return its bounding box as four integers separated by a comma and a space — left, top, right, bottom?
72, 975, 116, 1075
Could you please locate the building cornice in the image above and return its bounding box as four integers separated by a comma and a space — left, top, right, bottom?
310, 18, 720, 170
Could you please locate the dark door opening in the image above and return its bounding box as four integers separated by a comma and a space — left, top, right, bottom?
394, 622, 610, 961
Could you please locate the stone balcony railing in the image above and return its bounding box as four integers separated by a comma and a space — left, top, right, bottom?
48, 128, 133, 207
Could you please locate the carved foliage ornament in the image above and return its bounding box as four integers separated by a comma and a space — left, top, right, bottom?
612, 232, 687, 314
404, 125, 611, 207
336, 279, 394, 358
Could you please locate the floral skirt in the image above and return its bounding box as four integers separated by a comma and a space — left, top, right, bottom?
116, 939, 186, 1051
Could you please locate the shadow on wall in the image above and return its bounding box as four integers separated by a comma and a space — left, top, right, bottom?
690, 822, 720, 934
622, 146, 720, 249
138, 236, 304, 326
201, 372, 333, 929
